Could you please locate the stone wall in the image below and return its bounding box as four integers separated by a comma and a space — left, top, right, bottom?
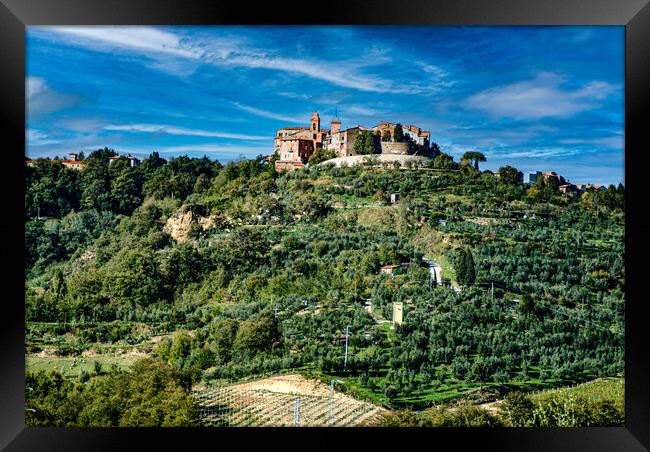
380, 141, 411, 155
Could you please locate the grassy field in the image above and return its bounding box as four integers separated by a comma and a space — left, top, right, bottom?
26, 353, 147, 379
309, 363, 601, 410
529, 377, 624, 406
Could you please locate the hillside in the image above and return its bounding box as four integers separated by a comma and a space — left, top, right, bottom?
24, 150, 625, 426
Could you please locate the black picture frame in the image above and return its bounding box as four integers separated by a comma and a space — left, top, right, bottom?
1, 0, 648, 450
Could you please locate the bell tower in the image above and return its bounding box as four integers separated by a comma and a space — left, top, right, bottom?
311, 111, 320, 133
331, 118, 341, 134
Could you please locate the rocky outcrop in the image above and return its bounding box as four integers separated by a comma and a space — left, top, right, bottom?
164, 207, 218, 242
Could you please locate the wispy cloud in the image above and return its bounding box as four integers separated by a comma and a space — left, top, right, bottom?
26, 129, 60, 146
494, 147, 585, 159
558, 135, 624, 149
232, 102, 309, 124
104, 123, 269, 141
219, 54, 416, 94
42, 26, 203, 59
464, 72, 617, 120
38, 26, 440, 94
26, 76, 80, 116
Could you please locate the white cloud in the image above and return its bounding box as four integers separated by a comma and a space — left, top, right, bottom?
27, 76, 47, 99
464, 73, 617, 120
26, 129, 60, 146
104, 123, 269, 141
221, 54, 415, 94
36, 26, 440, 94
494, 148, 584, 159
277, 92, 311, 100
26, 76, 79, 116
43, 26, 203, 59
558, 135, 624, 149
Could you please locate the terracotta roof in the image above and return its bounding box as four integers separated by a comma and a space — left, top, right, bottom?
281, 136, 313, 141
281, 127, 310, 130
26, 159, 85, 165
381, 265, 400, 269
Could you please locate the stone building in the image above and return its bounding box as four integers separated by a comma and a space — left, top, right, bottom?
274, 112, 431, 171
109, 153, 140, 167
528, 171, 566, 186
371, 121, 430, 147
274, 112, 332, 171
26, 152, 86, 171
328, 125, 369, 157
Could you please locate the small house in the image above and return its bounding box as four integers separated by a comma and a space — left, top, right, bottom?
380, 264, 400, 275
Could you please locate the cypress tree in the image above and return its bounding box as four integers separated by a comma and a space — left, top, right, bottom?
393, 124, 404, 142
465, 249, 476, 284
456, 249, 468, 285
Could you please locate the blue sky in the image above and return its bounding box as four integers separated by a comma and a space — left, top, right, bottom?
26, 26, 624, 185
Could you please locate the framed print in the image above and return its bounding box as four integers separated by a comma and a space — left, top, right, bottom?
1, 0, 649, 450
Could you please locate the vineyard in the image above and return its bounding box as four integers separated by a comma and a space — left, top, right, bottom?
193, 374, 385, 427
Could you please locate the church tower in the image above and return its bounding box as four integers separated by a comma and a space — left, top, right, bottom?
311, 111, 320, 133
331, 117, 341, 134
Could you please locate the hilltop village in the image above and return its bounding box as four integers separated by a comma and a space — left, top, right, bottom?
273, 112, 431, 171
270, 111, 607, 193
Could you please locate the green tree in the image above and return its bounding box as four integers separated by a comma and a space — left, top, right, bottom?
470, 358, 491, 389
209, 318, 240, 363
79, 148, 115, 211
217, 228, 270, 272
111, 169, 143, 215
461, 151, 487, 171
464, 249, 476, 284
233, 311, 279, 357
393, 124, 404, 142
169, 331, 194, 366
308, 147, 337, 165
518, 293, 535, 316
499, 391, 535, 426
26, 358, 199, 427
50, 267, 67, 304
456, 248, 476, 286
434, 153, 454, 170
498, 165, 523, 185
352, 130, 381, 155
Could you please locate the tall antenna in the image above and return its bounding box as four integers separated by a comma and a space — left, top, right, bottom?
343, 325, 350, 370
